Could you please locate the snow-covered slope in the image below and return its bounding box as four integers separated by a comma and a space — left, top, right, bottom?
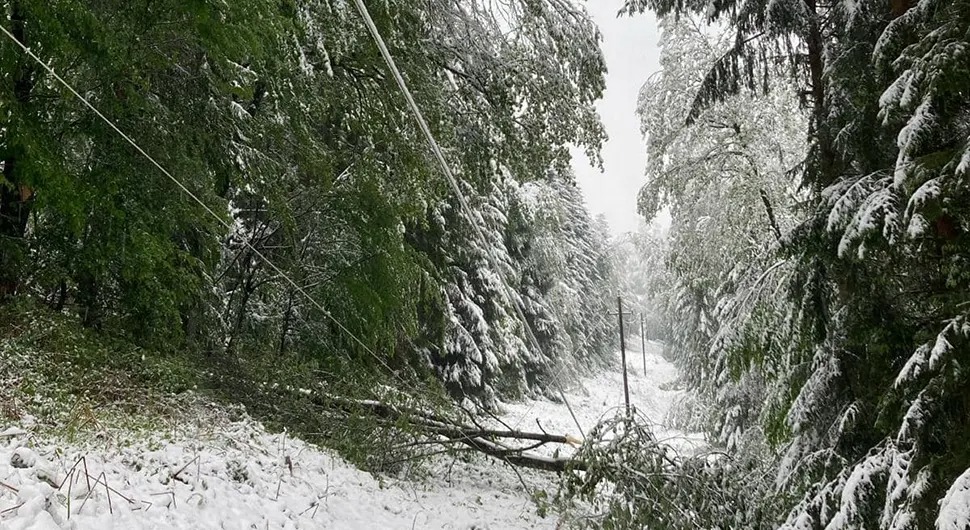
0, 415, 549, 529
1, 341, 693, 529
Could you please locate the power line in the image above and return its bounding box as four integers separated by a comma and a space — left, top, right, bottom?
350, 0, 585, 438
509, 327, 603, 431
2, 11, 588, 438
0, 24, 406, 387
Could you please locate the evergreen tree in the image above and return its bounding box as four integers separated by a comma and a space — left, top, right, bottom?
612, 0, 970, 527
0, 0, 615, 406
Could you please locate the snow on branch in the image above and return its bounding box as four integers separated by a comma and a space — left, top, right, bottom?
937, 468, 970, 530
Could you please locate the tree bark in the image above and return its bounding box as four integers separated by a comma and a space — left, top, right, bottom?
77, 271, 103, 329
0, 1, 36, 299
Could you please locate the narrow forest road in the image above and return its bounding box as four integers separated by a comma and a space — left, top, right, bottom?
498, 339, 704, 458
1, 342, 696, 530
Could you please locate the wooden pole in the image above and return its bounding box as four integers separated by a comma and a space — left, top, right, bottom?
641, 314, 647, 372
618, 297, 630, 413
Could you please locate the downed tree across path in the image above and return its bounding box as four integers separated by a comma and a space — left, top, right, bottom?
319, 394, 587, 473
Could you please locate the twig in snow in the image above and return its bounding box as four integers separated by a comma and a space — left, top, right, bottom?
445, 448, 462, 482
0, 502, 24, 515
298, 474, 332, 519
149, 491, 177, 509
57, 456, 92, 494
536, 418, 548, 436
62, 465, 137, 511
171, 455, 201, 483
185, 492, 205, 507
101, 472, 114, 514
502, 457, 532, 496
76, 473, 97, 515
78, 471, 114, 515
66, 468, 74, 518
87, 473, 135, 504
298, 500, 319, 518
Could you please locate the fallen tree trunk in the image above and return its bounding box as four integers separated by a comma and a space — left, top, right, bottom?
316, 393, 586, 472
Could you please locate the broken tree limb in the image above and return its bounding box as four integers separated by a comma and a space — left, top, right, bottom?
760, 188, 783, 242
456, 435, 586, 472
312, 393, 585, 472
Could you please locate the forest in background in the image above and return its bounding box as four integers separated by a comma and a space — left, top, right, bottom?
592, 0, 970, 528
0, 0, 619, 413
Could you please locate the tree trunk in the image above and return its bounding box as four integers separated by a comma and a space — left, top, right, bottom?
77, 271, 103, 329
226, 256, 258, 356
321, 394, 586, 472
279, 288, 294, 356
0, 1, 36, 299
804, 0, 838, 189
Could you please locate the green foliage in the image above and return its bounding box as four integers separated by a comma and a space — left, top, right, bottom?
610, 0, 970, 527
0, 0, 612, 414
556, 411, 785, 529
0, 298, 200, 437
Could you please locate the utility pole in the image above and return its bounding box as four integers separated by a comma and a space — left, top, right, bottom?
617, 297, 630, 414
641, 314, 647, 372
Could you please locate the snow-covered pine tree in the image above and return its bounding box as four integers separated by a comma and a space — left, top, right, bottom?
621, 0, 970, 526
513, 171, 617, 383
413, 167, 617, 405
777, 0, 970, 527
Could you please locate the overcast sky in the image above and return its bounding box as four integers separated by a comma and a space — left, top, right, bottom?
572, 2, 661, 236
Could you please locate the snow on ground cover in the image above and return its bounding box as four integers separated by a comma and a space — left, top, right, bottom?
1, 340, 695, 529
498, 340, 704, 457
1, 406, 552, 529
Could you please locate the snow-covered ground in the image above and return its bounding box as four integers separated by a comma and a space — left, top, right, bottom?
500, 339, 704, 457
1, 341, 697, 529
0, 410, 552, 530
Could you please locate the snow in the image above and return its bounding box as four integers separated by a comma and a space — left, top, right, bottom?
937, 468, 970, 530
229, 101, 250, 121
894, 99, 935, 187
1, 408, 551, 529
500, 340, 704, 457
787, 352, 840, 433
905, 177, 941, 237
826, 451, 891, 530
1, 342, 695, 529
895, 318, 964, 388
957, 147, 970, 176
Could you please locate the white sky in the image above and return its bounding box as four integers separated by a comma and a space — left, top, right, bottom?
572, 2, 661, 236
